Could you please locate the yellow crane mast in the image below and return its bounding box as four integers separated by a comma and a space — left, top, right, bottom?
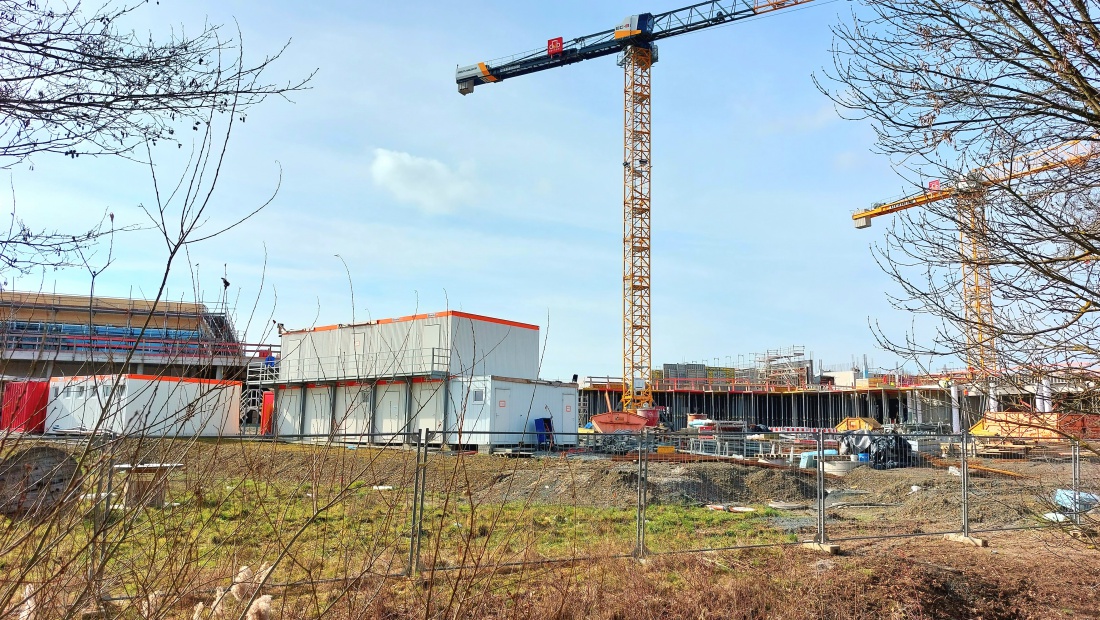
457, 1, 812, 424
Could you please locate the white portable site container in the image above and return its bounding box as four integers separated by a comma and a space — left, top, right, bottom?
277, 311, 540, 383
271, 375, 577, 447
445, 376, 578, 446
273, 378, 448, 441
270, 311, 576, 446
46, 374, 241, 437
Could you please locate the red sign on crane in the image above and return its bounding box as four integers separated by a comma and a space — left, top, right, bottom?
929, 179, 942, 191
547, 37, 564, 57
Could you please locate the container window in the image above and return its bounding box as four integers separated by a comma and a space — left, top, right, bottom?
359, 390, 371, 404
100, 385, 111, 398
52, 387, 60, 399
472, 389, 485, 404
73, 386, 84, 397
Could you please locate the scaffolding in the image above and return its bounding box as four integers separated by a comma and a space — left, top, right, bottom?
0, 291, 241, 345
756, 346, 810, 388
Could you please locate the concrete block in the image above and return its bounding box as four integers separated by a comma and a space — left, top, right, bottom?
802, 542, 840, 554
944, 533, 988, 547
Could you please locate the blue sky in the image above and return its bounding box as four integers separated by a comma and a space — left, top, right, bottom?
10, 0, 933, 379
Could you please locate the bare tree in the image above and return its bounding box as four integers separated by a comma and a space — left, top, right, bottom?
820, 0, 1100, 426
0, 0, 312, 277
0, 0, 312, 164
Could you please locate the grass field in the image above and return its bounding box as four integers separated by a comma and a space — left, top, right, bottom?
0, 437, 1095, 618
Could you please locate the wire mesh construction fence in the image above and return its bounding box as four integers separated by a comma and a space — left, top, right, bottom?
0, 428, 1097, 614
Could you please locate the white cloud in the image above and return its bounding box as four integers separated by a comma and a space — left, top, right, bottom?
369, 148, 474, 214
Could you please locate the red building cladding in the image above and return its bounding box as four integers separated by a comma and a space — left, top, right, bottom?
1, 381, 49, 433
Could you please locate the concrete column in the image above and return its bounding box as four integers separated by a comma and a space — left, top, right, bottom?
368, 382, 378, 437
215, 366, 224, 380
329, 383, 338, 437
271, 386, 280, 437
905, 391, 913, 424
1037, 378, 1053, 413
988, 381, 999, 413
298, 384, 308, 436
915, 390, 924, 423
404, 379, 414, 443
441, 378, 451, 446
950, 385, 962, 433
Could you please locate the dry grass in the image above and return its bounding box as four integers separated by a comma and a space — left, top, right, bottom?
0, 437, 1096, 619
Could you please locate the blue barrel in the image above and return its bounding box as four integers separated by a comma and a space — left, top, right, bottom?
534, 418, 554, 445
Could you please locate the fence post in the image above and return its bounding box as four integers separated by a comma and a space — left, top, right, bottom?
816, 429, 827, 544
635, 428, 648, 559
408, 428, 427, 577
1072, 439, 1082, 527
960, 430, 970, 538
416, 428, 430, 566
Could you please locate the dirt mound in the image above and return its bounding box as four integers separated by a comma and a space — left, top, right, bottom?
452, 460, 818, 508
647, 462, 815, 505
466, 462, 640, 508
829, 463, 1038, 525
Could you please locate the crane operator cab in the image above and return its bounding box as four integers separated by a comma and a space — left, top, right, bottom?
614, 13, 655, 39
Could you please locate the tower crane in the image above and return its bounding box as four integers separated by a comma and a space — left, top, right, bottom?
457, 0, 813, 426
852, 140, 1096, 376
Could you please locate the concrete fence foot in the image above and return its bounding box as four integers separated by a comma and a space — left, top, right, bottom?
944, 533, 987, 547
802, 542, 840, 554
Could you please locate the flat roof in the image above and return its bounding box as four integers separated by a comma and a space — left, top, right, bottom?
0, 291, 211, 316
284, 311, 539, 335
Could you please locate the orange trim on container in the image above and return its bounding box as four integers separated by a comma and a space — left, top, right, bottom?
446, 311, 538, 330
283, 310, 538, 334
50, 374, 240, 387
127, 374, 241, 387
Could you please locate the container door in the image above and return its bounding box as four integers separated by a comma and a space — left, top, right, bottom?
275, 387, 302, 436
342, 385, 371, 436
411, 381, 444, 433
375, 384, 407, 438
493, 388, 509, 442
561, 393, 574, 436
303, 387, 330, 436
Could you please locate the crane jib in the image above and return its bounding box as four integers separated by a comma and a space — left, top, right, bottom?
455, 0, 814, 94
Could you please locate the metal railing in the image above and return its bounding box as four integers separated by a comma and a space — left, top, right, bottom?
265, 348, 451, 383
0, 332, 277, 360
579, 375, 941, 393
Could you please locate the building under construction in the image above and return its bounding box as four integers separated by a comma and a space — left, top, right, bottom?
1, 291, 1095, 439
578, 346, 1089, 433
0, 291, 272, 381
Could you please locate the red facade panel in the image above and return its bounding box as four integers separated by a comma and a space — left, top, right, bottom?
1, 381, 49, 433
260, 391, 275, 435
